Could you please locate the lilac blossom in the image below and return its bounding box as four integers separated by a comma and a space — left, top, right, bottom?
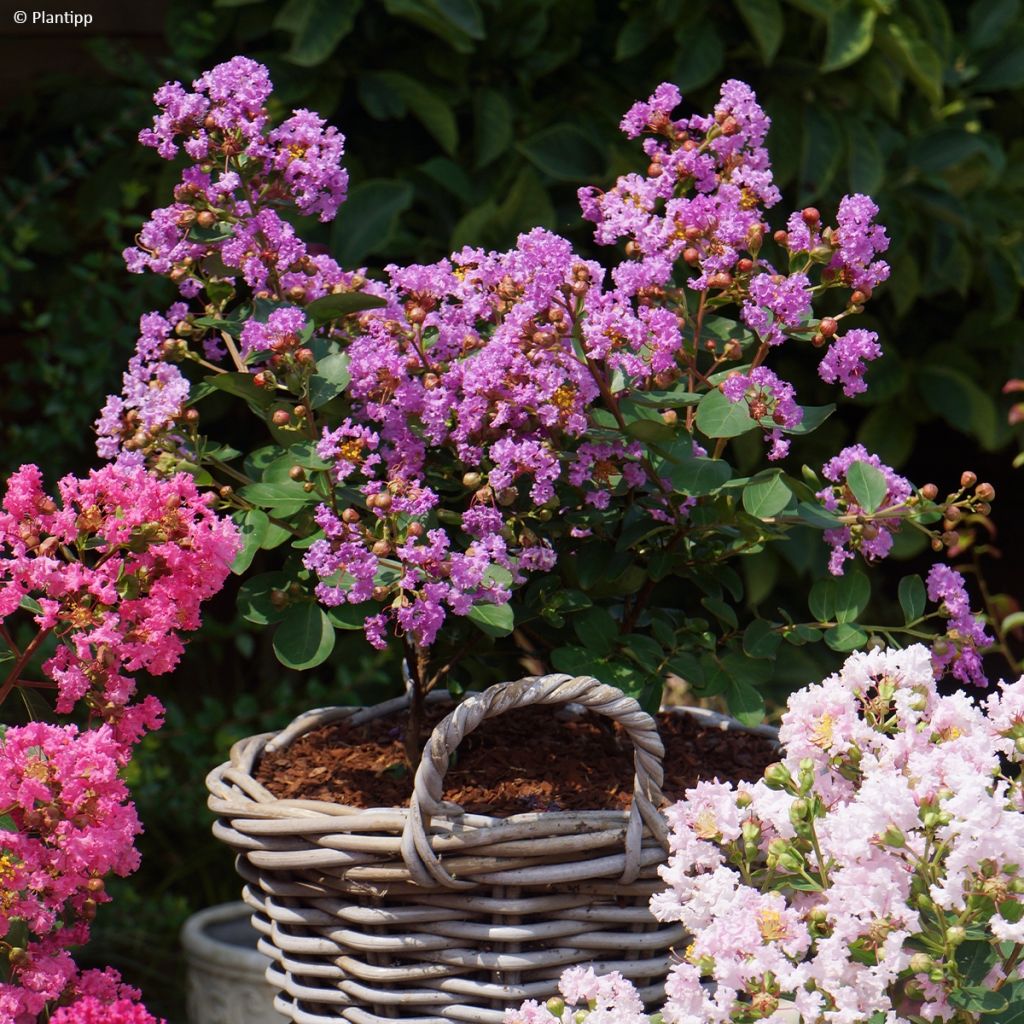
267, 110, 349, 221
721, 367, 801, 460
926, 564, 993, 687
818, 445, 911, 575
742, 270, 813, 346
830, 193, 890, 292
818, 328, 882, 396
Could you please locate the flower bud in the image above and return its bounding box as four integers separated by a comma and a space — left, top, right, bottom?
773, 230, 788, 246
976, 482, 995, 502
683, 247, 700, 265
707, 272, 733, 289
272, 409, 291, 426
801, 207, 821, 225
909, 952, 933, 974
196, 210, 217, 230
372, 540, 391, 557
8, 947, 27, 966
945, 925, 966, 947
960, 471, 977, 488
462, 472, 482, 489
763, 763, 794, 791
920, 483, 938, 501
819, 317, 838, 338
497, 487, 518, 506
546, 998, 566, 1018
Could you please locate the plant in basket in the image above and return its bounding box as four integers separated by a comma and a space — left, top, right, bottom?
86, 55, 1008, 1022
102, 60, 993, 742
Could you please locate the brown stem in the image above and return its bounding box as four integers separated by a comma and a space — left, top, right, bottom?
220, 331, 247, 374
0, 624, 21, 658
0, 628, 53, 706
403, 640, 432, 768
685, 291, 708, 433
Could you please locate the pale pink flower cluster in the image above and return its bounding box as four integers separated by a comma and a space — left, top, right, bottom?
519, 646, 1024, 1024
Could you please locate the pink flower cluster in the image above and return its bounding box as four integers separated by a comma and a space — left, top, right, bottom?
0, 463, 237, 1019
526, 646, 1024, 1024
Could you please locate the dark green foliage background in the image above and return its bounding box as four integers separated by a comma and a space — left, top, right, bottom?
2, 0, 1024, 1018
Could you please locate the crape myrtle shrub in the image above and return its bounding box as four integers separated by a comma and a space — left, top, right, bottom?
2, 0, 1024, 1017
3, 0, 1024, 477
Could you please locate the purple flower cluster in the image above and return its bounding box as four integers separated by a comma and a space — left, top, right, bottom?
818, 328, 882, 397
818, 444, 912, 575
926, 564, 993, 687
721, 367, 801, 460
103, 61, 901, 652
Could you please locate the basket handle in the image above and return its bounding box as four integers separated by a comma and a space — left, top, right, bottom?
399, 673, 669, 890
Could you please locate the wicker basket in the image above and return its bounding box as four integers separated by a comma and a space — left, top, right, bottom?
207, 673, 759, 1024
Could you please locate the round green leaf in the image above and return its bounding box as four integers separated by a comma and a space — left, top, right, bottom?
695, 388, 758, 438
273, 602, 336, 669
742, 473, 793, 518
846, 460, 889, 512
467, 601, 514, 637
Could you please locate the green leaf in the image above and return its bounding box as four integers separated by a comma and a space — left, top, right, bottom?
430, 0, 484, 38
974, 45, 1024, 90
326, 601, 377, 630
237, 572, 288, 626
670, 19, 724, 91
205, 372, 274, 413
989, 984, 1024, 1024
382, 0, 477, 51
949, 987, 1008, 1015
667, 653, 704, 688
968, 0, 1021, 51
309, 353, 350, 408
666, 457, 733, 496
833, 569, 870, 623
782, 403, 836, 435
474, 88, 514, 168
809, 578, 836, 623
239, 480, 317, 517
305, 292, 387, 324
723, 674, 766, 726
369, 72, 458, 154
273, 602, 336, 669
824, 622, 869, 652
702, 596, 739, 630
899, 575, 926, 623
845, 121, 884, 194
957, 939, 998, 987
274, 0, 362, 65
518, 124, 605, 181
467, 602, 514, 637
615, 12, 662, 60
743, 619, 781, 658
743, 472, 792, 518
330, 179, 415, 265
846, 460, 889, 513
231, 508, 268, 575
551, 644, 607, 679
695, 388, 757, 438
573, 605, 619, 657
822, 1, 877, 72
880, 19, 944, 104
799, 105, 842, 203
624, 418, 675, 443
918, 364, 1000, 449
19, 595, 43, 616
797, 501, 844, 530
736, 0, 784, 64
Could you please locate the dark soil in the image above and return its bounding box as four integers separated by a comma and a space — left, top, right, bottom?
256, 704, 779, 815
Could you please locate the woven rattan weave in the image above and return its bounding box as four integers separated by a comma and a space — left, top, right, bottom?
207, 673, 766, 1024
